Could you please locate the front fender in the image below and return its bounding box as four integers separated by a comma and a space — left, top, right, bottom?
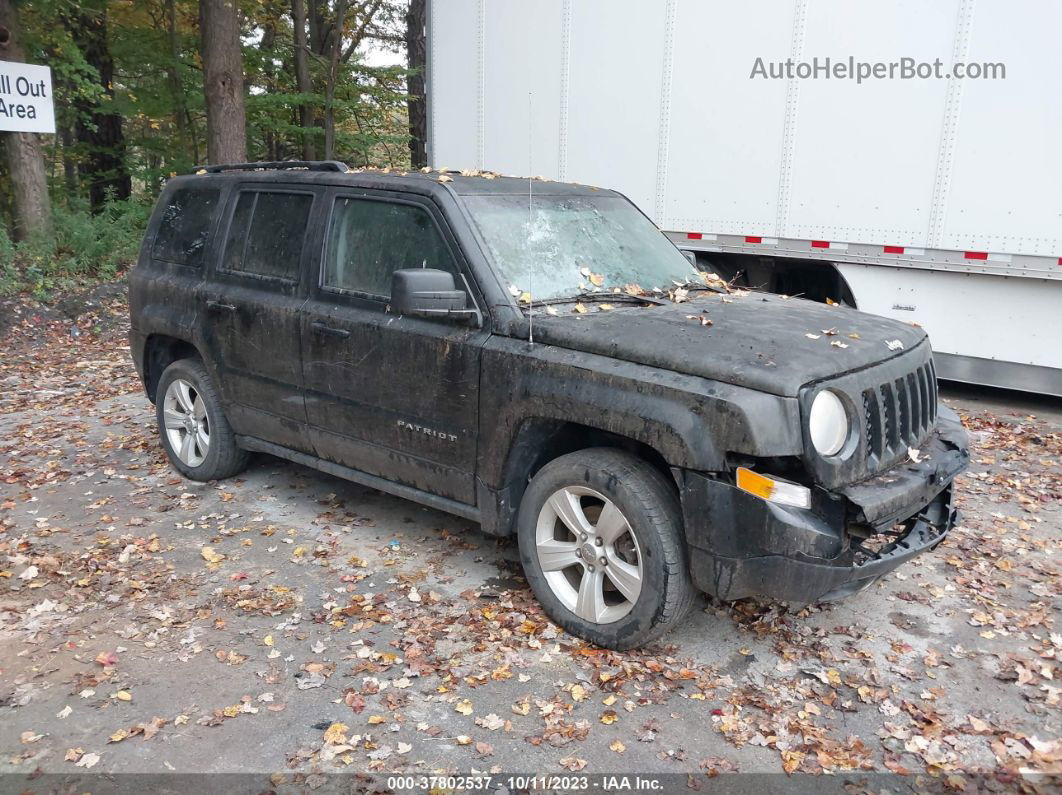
477, 337, 803, 487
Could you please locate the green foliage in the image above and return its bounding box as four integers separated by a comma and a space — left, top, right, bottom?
0, 200, 150, 296
2, 0, 415, 295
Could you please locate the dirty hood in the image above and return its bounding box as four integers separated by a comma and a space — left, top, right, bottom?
529, 292, 928, 397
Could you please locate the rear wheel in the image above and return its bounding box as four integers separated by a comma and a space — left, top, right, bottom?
517, 449, 695, 649
155, 358, 248, 481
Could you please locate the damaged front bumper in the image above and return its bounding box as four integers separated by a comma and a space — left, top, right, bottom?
680, 406, 969, 603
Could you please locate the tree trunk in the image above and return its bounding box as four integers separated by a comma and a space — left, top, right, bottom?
291, 0, 316, 160
405, 0, 427, 168
199, 0, 247, 164
322, 0, 348, 161
165, 0, 190, 163
0, 0, 53, 240
69, 0, 132, 211
60, 125, 77, 196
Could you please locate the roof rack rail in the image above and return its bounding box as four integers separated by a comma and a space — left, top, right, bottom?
192, 160, 350, 174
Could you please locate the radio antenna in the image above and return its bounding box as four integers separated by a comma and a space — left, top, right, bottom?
527, 90, 534, 345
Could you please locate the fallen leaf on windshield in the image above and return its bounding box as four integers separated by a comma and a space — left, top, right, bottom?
805, 333, 820, 339
821, 328, 838, 336
831, 341, 848, 349
545, 306, 558, 315
672, 287, 689, 303
589, 273, 605, 287
437, 175, 452, 183
508, 285, 521, 297
573, 303, 588, 314
598, 304, 613, 311
518, 292, 532, 304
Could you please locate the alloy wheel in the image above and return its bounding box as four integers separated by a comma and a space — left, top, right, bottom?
535, 486, 643, 624
162, 378, 210, 467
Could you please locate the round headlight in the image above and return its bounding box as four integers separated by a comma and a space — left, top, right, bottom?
809, 390, 849, 457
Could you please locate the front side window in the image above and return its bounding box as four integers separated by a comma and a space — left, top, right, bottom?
324, 197, 457, 297
222, 191, 313, 281
152, 186, 221, 267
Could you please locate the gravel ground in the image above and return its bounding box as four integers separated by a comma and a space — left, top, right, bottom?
0, 289, 1059, 793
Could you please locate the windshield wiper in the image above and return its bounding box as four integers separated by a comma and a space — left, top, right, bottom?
530, 290, 669, 308
673, 282, 729, 296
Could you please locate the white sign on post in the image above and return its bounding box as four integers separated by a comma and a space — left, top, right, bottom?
0, 62, 55, 134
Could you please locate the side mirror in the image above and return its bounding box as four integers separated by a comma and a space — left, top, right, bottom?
390, 269, 477, 322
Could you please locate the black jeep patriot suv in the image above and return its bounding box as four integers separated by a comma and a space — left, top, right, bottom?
129, 161, 969, 649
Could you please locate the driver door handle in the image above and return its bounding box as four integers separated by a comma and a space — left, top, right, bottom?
311, 322, 351, 339
206, 300, 236, 312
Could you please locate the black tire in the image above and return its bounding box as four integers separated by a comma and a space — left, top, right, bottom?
517, 448, 695, 649
155, 357, 249, 482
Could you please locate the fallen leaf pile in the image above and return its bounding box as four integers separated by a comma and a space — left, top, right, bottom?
0, 284, 1058, 784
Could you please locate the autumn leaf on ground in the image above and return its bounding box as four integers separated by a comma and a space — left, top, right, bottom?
200, 546, 225, 566
454, 699, 473, 715
476, 713, 505, 731
560, 756, 587, 771
610, 740, 626, 753
323, 722, 348, 745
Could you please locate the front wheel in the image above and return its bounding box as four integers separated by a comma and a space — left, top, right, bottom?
516, 449, 695, 649
155, 358, 249, 482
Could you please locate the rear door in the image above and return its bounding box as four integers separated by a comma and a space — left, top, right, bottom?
203, 186, 319, 453
301, 189, 487, 504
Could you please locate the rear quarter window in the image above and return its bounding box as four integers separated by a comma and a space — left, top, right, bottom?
152, 187, 221, 267
221, 191, 314, 282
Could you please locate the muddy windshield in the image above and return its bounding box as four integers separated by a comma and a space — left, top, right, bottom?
464, 194, 698, 302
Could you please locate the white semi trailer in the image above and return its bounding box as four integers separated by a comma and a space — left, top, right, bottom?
425, 0, 1062, 395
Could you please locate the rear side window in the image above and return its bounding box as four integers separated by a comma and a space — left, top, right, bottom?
221, 191, 313, 281
152, 187, 221, 267
324, 197, 457, 297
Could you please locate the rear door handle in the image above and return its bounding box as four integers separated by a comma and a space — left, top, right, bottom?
206, 300, 236, 312
311, 322, 351, 339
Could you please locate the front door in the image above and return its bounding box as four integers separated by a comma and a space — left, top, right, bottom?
203, 187, 318, 453
301, 190, 487, 504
